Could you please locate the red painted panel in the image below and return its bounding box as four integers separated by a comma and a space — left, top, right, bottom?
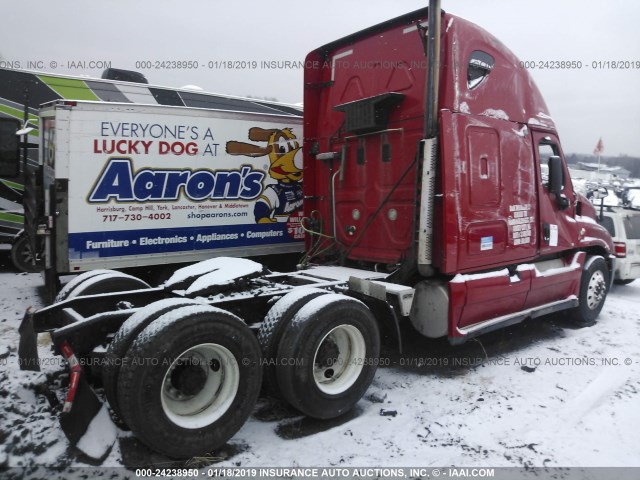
449, 268, 531, 330
523, 252, 584, 309
440, 111, 538, 273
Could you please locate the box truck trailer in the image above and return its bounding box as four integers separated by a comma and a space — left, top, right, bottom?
0, 67, 302, 274
31, 100, 304, 297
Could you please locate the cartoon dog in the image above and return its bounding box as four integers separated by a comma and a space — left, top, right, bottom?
226, 127, 303, 224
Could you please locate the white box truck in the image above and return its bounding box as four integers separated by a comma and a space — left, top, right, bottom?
35, 100, 304, 297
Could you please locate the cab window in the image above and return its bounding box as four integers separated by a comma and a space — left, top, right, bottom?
468, 51, 494, 89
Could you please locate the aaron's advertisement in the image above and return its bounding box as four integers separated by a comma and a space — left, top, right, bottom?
63, 109, 304, 262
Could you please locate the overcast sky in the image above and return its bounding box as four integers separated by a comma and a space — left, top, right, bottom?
1, 0, 639, 156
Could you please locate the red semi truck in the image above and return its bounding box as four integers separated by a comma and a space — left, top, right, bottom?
19, 2, 614, 459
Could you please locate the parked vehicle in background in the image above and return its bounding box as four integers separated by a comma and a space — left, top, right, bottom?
0, 119, 37, 272
0, 68, 303, 288
622, 186, 640, 209
598, 207, 640, 285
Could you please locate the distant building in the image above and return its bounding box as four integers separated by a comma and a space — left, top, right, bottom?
570, 162, 631, 183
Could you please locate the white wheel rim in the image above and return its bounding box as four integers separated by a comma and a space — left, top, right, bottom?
586, 270, 606, 310
161, 343, 239, 429
313, 324, 366, 395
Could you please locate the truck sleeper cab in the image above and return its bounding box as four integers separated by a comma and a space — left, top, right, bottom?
302, 7, 614, 341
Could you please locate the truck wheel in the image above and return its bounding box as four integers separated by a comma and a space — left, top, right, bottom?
570, 256, 610, 326
102, 298, 200, 423
257, 288, 328, 397
63, 271, 150, 300
275, 294, 380, 419
116, 305, 262, 458
10, 234, 39, 273
55, 269, 116, 302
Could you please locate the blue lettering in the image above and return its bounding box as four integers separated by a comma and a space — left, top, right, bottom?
133, 170, 167, 200
241, 170, 265, 198
89, 159, 134, 202
164, 170, 190, 199
186, 171, 216, 200
88, 159, 265, 203
213, 171, 241, 199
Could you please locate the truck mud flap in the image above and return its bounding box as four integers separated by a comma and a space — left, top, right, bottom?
58, 342, 107, 448
18, 308, 40, 372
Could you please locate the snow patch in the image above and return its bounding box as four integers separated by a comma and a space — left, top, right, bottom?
55, 269, 114, 302
186, 260, 264, 295
67, 272, 149, 299
133, 304, 223, 346
450, 269, 509, 283
290, 293, 366, 327
481, 109, 509, 121
446, 17, 454, 32
115, 297, 201, 341
512, 125, 528, 137
263, 288, 328, 324
576, 214, 598, 225
166, 257, 263, 290
75, 405, 117, 460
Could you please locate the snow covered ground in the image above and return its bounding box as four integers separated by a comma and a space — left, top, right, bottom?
0, 250, 639, 478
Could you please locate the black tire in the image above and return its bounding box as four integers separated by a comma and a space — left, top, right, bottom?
614, 278, 635, 286
275, 294, 380, 419
570, 256, 610, 326
116, 305, 262, 458
257, 288, 328, 397
63, 271, 150, 300
55, 269, 117, 302
10, 234, 39, 273
102, 298, 200, 423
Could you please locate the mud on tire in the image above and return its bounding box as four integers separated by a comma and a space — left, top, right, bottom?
116, 305, 262, 458
275, 294, 380, 419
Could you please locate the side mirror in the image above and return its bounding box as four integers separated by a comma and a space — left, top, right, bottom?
548, 155, 564, 195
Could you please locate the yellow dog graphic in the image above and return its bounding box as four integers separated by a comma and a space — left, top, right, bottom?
226, 127, 303, 223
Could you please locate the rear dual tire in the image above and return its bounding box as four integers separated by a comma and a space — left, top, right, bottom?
275, 294, 380, 419
257, 288, 329, 397
116, 305, 262, 459
102, 299, 200, 422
